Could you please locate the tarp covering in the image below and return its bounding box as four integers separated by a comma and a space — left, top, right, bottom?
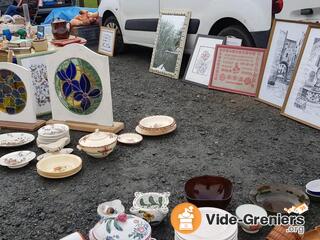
43, 7, 97, 24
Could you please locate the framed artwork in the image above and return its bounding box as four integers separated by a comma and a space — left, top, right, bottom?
208, 45, 266, 96
98, 27, 116, 57
257, 20, 309, 108
150, 10, 191, 79
184, 35, 225, 87
0, 62, 37, 123
47, 44, 114, 126
282, 26, 320, 130
16, 51, 56, 116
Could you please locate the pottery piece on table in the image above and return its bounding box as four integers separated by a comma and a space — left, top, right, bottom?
135, 124, 177, 137
38, 137, 70, 153
77, 129, 117, 158
235, 204, 268, 234
0, 150, 36, 169
97, 199, 125, 218
305, 190, 320, 202
117, 133, 143, 145
37, 148, 74, 161
89, 213, 154, 240
184, 175, 233, 209
306, 179, 320, 196
36, 154, 82, 179
139, 115, 175, 130
60, 232, 86, 240
249, 184, 310, 214
130, 192, 170, 226
0, 132, 35, 147
38, 124, 69, 137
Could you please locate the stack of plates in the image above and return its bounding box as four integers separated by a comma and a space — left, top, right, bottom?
306, 179, 320, 201
175, 208, 238, 240
37, 124, 70, 146
135, 115, 176, 136
36, 154, 82, 179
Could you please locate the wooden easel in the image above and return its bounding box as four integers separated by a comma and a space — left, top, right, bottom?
46, 120, 124, 133
0, 120, 46, 131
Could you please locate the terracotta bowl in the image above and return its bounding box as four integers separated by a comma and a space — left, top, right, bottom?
184, 175, 233, 209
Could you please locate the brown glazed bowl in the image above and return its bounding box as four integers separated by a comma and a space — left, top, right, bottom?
185, 175, 233, 209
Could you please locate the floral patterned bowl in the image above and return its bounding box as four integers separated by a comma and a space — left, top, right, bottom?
130, 192, 170, 226
89, 213, 156, 240
77, 129, 118, 158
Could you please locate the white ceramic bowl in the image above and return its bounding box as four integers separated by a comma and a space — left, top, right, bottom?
235, 204, 268, 234
77, 140, 117, 158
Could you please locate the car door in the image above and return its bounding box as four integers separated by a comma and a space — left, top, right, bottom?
119, 0, 160, 47
276, 0, 320, 22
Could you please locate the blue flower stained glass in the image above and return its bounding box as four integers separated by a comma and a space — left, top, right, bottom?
0, 70, 27, 115
54, 58, 103, 115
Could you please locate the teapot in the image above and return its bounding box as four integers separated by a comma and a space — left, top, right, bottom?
51, 18, 71, 40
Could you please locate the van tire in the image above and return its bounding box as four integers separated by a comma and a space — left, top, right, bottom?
218, 24, 255, 47
103, 15, 125, 54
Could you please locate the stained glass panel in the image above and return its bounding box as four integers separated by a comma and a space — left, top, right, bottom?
54, 58, 103, 115
0, 70, 27, 115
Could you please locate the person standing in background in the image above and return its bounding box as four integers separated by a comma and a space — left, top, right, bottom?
5, 0, 39, 16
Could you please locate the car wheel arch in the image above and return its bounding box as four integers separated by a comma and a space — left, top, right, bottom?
209, 17, 249, 36
102, 10, 117, 24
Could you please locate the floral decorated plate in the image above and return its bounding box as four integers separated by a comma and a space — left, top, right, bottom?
117, 133, 143, 145
89, 213, 154, 240
0, 151, 36, 169
38, 124, 69, 138
0, 132, 35, 147
37, 148, 74, 161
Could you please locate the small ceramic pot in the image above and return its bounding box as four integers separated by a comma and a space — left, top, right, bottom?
97, 199, 125, 218
235, 204, 268, 234
130, 192, 170, 226
77, 129, 118, 158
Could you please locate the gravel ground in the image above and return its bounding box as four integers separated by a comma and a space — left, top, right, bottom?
0, 45, 319, 240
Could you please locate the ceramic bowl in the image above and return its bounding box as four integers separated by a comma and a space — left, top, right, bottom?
36, 154, 82, 179
77, 129, 118, 158
139, 115, 175, 131
235, 204, 268, 234
185, 175, 233, 209
97, 199, 125, 218
306, 179, 320, 196
130, 192, 170, 226
306, 190, 320, 202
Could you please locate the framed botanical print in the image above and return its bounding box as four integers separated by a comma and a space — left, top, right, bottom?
47, 44, 114, 126
208, 45, 266, 96
257, 20, 309, 108
0, 62, 37, 123
282, 26, 320, 130
16, 51, 56, 116
150, 10, 191, 79
98, 27, 116, 57
184, 35, 225, 87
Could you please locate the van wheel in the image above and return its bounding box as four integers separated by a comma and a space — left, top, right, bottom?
103, 15, 125, 54
218, 24, 255, 47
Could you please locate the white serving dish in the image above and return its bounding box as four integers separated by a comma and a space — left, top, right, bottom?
130, 192, 170, 226
38, 124, 69, 137
139, 115, 175, 130
37, 148, 74, 161
235, 204, 268, 234
0, 150, 36, 169
0, 132, 35, 147
306, 179, 320, 195
135, 124, 177, 136
97, 199, 125, 218
118, 133, 143, 145
77, 129, 118, 158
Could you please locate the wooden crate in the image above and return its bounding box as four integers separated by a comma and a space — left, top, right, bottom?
71, 24, 100, 46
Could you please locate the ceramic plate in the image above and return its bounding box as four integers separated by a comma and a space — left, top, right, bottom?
0, 151, 36, 168
135, 124, 177, 136
38, 124, 69, 137
0, 132, 35, 147
139, 115, 175, 130
306, 179, 320, 194
117, 133, 143, 145
249, 184, 310, 214
36, 154, 82, 178
37, 148, 74, 161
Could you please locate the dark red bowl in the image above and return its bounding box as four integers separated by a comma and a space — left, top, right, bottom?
185, 175, 233, 209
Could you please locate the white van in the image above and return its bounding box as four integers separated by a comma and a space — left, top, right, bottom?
98, 0, 320, 52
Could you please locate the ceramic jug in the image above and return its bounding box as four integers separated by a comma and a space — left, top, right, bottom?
51, 19, 71, 40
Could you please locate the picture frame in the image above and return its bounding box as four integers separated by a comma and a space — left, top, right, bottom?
183, 34, 226, 87
256, 19, 309, 108
47, 44, 114, 127
281, 25, 320, 130
149, 10, 191, 79
208, 45, 266, 96
98, 27, 116, 57
16, 50, 56, 116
